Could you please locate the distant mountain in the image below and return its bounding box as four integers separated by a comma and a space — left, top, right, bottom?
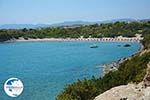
50, 19, 137, 27
0, 24, 49, 29
0, 21, 94, 29
0, 18, 149, 29
139, 19, 150, 22
98, 18, 137, 23
50, 21, 95, 27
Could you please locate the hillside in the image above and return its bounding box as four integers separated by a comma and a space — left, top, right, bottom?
0, 21, 150, 42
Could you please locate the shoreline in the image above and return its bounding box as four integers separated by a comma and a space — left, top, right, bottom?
102, 42, 144, 75
3, 36, 143, 43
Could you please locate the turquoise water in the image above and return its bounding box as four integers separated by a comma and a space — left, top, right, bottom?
0, 41, 140, 100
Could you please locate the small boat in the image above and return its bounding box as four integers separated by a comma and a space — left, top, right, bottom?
90, 44, 98, 48
117, 45, 121, 47
123, 44, 131, 47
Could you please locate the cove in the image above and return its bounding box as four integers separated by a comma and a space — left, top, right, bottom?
0, 41, 140, 100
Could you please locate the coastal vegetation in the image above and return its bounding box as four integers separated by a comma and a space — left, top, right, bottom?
143, 34, 150, 49
0, 21, 150, 100
0, 21, 150, 41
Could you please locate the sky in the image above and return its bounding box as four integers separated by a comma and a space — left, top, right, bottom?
0, 0, 150, 24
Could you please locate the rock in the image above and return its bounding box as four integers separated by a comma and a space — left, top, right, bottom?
94, 62, 150, 100
94, 82, 150, 100
143, 62, 150, 87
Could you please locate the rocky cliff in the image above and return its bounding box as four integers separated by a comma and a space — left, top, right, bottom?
94, 62, 150, 100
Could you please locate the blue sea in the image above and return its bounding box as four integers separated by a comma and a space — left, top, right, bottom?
0, 41, 140, 100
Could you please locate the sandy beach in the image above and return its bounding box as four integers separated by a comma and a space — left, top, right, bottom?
6, 35, 143, 43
